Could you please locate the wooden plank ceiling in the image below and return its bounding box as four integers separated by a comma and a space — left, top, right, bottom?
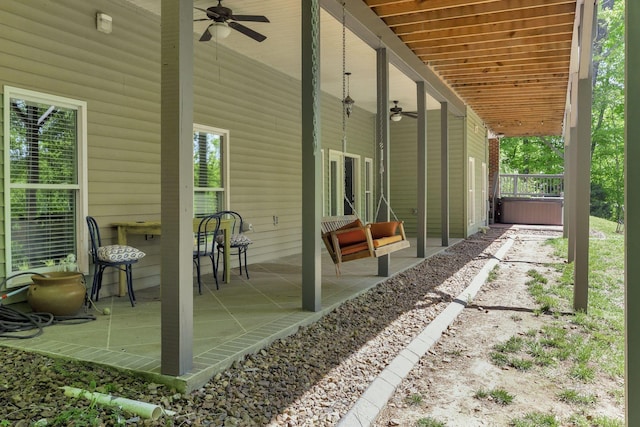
365, 0, 577, 137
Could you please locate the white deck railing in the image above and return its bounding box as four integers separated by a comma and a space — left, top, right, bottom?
499, 174, 564, 198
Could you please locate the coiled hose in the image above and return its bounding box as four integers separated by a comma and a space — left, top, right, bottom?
0, 271, 96, 339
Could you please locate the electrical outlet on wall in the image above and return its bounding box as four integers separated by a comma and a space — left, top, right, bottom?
273, 215, 278, 226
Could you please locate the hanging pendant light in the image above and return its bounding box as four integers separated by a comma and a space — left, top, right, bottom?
343, 72, 355, 118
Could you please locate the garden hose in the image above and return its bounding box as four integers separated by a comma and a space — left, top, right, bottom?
0, 271, 96, 338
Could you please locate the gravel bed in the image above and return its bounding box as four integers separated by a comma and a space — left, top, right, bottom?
1, 227, 516, 426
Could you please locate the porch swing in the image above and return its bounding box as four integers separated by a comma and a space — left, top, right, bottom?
320, 4, 409, 274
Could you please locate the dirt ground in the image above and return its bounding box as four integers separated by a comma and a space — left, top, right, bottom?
374, 231, 625, 427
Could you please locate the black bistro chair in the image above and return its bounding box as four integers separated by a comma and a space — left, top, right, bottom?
193, 214, 222, 293
216, 211, 252, 279
86, 216, 146, 306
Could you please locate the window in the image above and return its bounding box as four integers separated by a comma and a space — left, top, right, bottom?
193, 124, 229, 216
365, 158, 373, 223
481, 162, 488, 223
4, 86, 87, 276
328, 150, 361, 217
468, 156, 476, 226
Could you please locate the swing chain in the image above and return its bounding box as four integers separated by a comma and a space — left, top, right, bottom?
341, 3, 347, 153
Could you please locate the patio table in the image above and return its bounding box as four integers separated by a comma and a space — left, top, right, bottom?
111, 218, 232, 296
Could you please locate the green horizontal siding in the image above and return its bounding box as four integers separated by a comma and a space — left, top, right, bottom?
0, 0, 377, 291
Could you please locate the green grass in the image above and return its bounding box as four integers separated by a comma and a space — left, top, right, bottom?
493, 336, 525, 353
557, 389, 596, 405
406, 393, 424, 406
416, 417, 446, 427
490, 388, 515, 405
495, 217, 624, 426
511, 411, 559, 427
487, 265, 500, 282
474, 388, 515, 405
566, 414, 624, 427
474, 388, 489, 399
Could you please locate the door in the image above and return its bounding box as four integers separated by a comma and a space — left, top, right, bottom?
328, 150, 360, 216
344, 157, 356, 215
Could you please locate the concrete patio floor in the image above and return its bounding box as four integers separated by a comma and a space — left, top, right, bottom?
0, 238, 456, 392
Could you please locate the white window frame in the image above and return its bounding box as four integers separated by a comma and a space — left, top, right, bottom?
468, 156, 476, 226
3, 86, 88, 279
328, 149, 361, 217
365, 157, 374, 223
321, 149, 326, 216
481, 162, 488, 223
193, 124, 230, 214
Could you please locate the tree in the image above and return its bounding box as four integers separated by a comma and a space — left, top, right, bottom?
499, 0, 625, 222
590, 0, 625, 221
499, 136, 564, 174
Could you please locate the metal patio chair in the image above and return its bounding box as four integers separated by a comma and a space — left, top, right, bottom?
193, 214, 222, 293
216, 211, 252, 279
86, 216, 146, 307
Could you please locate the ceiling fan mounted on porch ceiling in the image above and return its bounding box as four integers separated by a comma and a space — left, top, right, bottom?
390, 101, 417, 122
194, 0, 270, 43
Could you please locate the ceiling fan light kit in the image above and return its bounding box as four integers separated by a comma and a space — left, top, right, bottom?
389, 100, 417, 121
194, 0, 269, 42
211, 21, 231, 39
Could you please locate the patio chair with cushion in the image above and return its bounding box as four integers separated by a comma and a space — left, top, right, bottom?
216, 211, 252, 279
86, 216, 146, 307
193, 213, 222, 294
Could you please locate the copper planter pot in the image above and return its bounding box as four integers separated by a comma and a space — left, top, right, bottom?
27, 272, 86, 316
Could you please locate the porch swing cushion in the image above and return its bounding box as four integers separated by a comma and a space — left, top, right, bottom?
336, 219, 367, 247
369, 221, 400, 239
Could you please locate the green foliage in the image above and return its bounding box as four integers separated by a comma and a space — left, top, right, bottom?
50, 405, 126, 426
487, 265, 500, 282
416, 417, 446, 427
405, 393, 423, 406
474, 388, 515, 405
510, 411, 559, 427
498, 1, 625, 222
490, 388, 515, 405
493, 336, 525, 353
590, 0, 625, 221
474, 388, 489, 399
557, 389, 596, 405
499, 136, 564, 175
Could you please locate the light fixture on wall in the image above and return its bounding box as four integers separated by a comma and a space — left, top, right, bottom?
96, 12, 112, 34
210, 21, 232, 39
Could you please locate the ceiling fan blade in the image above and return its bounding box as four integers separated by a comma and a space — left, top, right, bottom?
199, 27, 212, 42
230, 15, 270, 23
194, 18, 210, 22
403, 112, 418, 119
194, 6, 221, 20
228, 21, 267, 42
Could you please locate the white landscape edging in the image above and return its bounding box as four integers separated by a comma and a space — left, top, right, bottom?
338, 236, 515, 427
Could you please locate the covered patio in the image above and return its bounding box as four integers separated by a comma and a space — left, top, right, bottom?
1, 238, 453, 392
6, 0, 638, 422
